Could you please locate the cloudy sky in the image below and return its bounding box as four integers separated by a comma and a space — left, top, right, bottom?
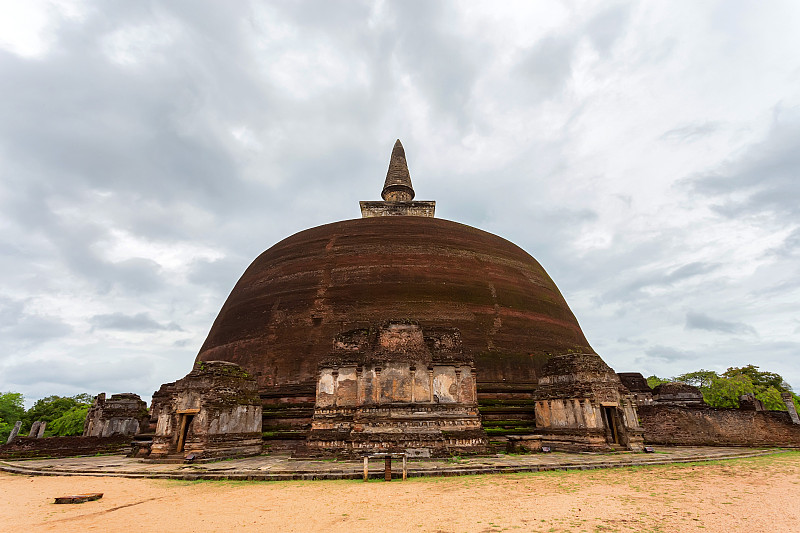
1, 0, 799, 405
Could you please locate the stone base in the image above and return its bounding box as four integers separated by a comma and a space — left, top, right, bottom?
149, 432, 263, 462
306, 403, 487, 457
538, 430, 614, 453
505, 435, 543, 453
359, 200, 435, 218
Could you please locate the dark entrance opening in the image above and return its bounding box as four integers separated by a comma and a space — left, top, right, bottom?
177, 414, 194, 453
603, 406, 620, 445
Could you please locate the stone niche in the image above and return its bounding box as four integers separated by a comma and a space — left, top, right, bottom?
307, 322, 487, 457
83, 393, 149, 437
148, 361, 262, 461
532, 353, 644, 452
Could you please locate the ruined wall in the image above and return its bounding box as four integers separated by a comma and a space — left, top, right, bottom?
307, 323, 486, 456
639, 405, 800, 447
149, 361, 262, 461
316, 363, 476, 407
652, 382, 706, 407
617, 372, 654, 406
83, 393, 149, 437
0, 436, 130, 459
532, 353, 644, 452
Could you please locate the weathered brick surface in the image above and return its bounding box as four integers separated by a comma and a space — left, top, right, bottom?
307, 323, 486, 456
533, 353, 643, 451
0, 435, 130, 459
83, 393, 149, 437
196, 217, 593, 407
639, 405, 800, 446
149, 361, 262, 461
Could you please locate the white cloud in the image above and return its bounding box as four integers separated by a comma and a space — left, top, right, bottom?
2, 0, 800, 401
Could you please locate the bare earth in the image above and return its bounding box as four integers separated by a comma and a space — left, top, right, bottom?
2, 452, 798, 533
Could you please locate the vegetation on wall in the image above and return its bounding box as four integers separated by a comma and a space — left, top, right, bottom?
647, 365, 800, 412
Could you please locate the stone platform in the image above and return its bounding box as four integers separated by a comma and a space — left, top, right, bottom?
0, 447, 784, 481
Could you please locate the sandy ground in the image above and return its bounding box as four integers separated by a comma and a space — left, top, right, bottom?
2, 452, 799, 533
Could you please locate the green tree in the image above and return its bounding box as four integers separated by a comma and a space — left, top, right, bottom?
22, 394, 92, 435
723, 365, 787, 391
646, 375, 670, 389
674, 369, 719, 389
48, 405, 90, 436
721, 365, 794, 411
704, 375, 754, 408
757, 386, 787, 411
0, 391, 25, 442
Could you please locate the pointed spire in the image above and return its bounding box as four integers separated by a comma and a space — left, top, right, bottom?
381, 139, 415, 202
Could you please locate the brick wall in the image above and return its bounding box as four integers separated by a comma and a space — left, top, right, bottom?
0, 435, 131, 459
639, 405, 800, 447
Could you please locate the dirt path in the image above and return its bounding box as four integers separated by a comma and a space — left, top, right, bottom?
2, 452, 798, 532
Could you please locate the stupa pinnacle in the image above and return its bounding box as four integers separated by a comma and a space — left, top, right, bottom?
382, 139, 415, 201
360, 139, 435, 218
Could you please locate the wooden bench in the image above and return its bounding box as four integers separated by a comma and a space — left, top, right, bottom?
362, 452, 407, 481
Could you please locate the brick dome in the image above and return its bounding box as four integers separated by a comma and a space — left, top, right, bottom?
196, 216, 594, 398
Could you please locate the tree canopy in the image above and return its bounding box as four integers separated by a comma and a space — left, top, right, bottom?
0, 393, 94, 441
648, 365, 799, 411
0, 391, 26, 442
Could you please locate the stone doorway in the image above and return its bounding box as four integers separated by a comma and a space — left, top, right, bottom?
176, 412, 196, 453
603, 406, 620, 445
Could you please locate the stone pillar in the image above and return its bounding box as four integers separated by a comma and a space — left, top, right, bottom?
410, 366, 416, 403
781, 393, 800, 425
28, 421, 41, 438
6, 421, 21, 443
37, 422, 47, 438
356, 366, 363, 405
332, 369, 339, 407
375, 367, 381, 405
428, 366, 434, 403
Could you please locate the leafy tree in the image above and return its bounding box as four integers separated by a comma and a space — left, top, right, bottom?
718, 365, 796, 411
757, 386, 787, 411
674, 370, 719, 389
704, 375, 754, 408
22, 394, 92, 434
0, 391, 25, 424
723, 365, 787, 391
0, 392, 25, 442
48, 406, 90, 436
646, 375, 670, 389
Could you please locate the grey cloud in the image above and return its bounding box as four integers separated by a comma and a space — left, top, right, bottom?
1, 1, 799, 404
664, 262, 719, 283
389, 2, 483, 126
768, 227, 800, 258
617, 337, 646, 346
3, 357, 155, 393
515, 35, 576, 99
685, 311, 757, 335
90, 312, 182, 332
691, 110, 800, 218
660, 121, 722, 143
0, 298, 73, 345
645, 345, 696, 362
584, 3, 632, 55
598, 261, 720, 304
187, 256, 248, 293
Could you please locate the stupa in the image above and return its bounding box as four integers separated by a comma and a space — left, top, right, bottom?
190, 139, 643, 455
